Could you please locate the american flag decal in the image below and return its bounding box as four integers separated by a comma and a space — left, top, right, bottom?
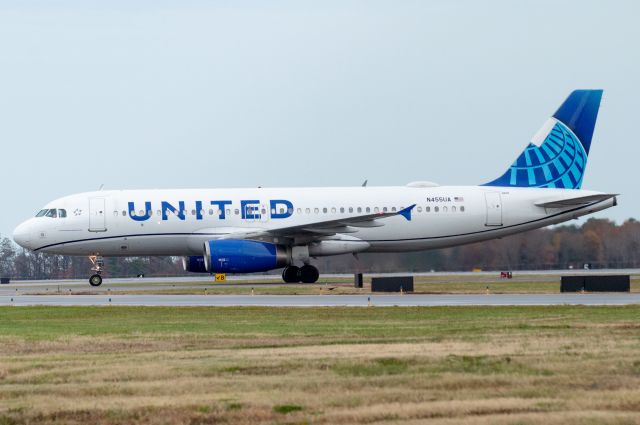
454, 197, 464, 202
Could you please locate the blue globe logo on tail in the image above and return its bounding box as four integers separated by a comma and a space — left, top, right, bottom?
484, 90, 603, 189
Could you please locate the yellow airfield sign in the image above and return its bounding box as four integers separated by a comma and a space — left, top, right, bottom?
214, 273, 226, 282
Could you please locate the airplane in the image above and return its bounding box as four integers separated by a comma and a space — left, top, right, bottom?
13, 90, 617, 286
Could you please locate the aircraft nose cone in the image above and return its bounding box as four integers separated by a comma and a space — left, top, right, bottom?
13, 221, 33, 249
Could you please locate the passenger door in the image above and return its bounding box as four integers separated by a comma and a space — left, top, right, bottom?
484, 192, 503, 227
89, 197, 107, 232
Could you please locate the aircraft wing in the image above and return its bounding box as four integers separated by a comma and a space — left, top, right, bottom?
215, 204, 416, 243
534, 193, 618, 208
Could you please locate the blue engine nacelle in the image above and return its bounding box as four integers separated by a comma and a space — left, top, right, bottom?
203, 240, 289, 273
182, 256, 209, 273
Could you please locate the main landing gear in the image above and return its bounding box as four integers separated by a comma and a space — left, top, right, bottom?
88, 255, 104, 287
282, 264, 320, 284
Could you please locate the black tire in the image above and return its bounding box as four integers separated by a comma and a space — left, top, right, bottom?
299, 265, 319, 284
89, 274, 103, 287
282, 266, 300, 283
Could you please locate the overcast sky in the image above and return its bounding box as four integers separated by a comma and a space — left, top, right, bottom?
1, 0, 638, 237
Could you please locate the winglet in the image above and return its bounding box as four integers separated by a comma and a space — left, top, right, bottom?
398, 204, 416, 221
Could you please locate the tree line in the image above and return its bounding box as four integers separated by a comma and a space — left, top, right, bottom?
1, 218, 639, 279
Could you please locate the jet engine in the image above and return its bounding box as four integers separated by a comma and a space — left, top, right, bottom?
203, 240, 289, 273
182, 256, 209, 273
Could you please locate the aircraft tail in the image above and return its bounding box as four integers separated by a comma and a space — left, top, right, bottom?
484, 89, 603, 189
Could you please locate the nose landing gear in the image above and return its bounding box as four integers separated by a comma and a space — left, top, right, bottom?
89, 255, 104, 287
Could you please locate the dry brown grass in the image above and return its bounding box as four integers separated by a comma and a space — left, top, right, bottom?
1, 306, 640, 424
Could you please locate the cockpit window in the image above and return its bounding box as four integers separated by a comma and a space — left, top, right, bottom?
36, 208, 68, 218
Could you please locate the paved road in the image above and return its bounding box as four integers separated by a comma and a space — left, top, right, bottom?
2, 293, 640, 307
1, 269, 637, 296
4, 269, 639, 286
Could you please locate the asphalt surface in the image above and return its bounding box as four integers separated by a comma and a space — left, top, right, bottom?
2, 293, 640, 307
2, 269, 638, 296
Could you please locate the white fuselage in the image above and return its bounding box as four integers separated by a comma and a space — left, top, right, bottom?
13, 185, 615, 258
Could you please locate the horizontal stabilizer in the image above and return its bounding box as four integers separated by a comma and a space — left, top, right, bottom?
535, 193, 617, 208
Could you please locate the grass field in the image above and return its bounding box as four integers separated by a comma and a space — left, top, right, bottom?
1, 305, 640, 424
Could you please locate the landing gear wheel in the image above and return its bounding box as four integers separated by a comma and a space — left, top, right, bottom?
282, 266, 300, 283
89, 274, 103, 287
299, 265, 319, 284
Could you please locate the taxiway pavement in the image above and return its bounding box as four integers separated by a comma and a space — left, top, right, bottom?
2, 293, 640, 307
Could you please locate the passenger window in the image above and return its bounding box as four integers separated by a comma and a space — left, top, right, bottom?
349, 207, 354, 213
366, 207, 370, 213
460, 206, 465, 212
374, 207, 379, 213
443, 206, 448, 212
357, 207, 362, 213
234, 209, 239, 215
434, 206, 439, 212
340, 207, 345, 213
426, 206, 430, 212
157, 210, 161, 216
113, 211, 118, 217
280, 208, 285, 214
417, 206, 422, 213
314, 208, 319, 214
191, 209, 196, 216
226, 208, 231, 216
331, 207, 336, 213
262, 208, 267, 215
297, 208, 302, 214
391, 207, 396, 212
323, 207, 327, 213
122, 211, 127, 216
452, 206, 456, 212
306, 208, 311, 214
383, 207, 388, 212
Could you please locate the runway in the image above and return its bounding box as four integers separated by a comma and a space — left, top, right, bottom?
2, 269, 638, 296
2, 293, 640, 307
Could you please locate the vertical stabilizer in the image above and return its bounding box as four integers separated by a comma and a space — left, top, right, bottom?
484, 90, 603, 189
